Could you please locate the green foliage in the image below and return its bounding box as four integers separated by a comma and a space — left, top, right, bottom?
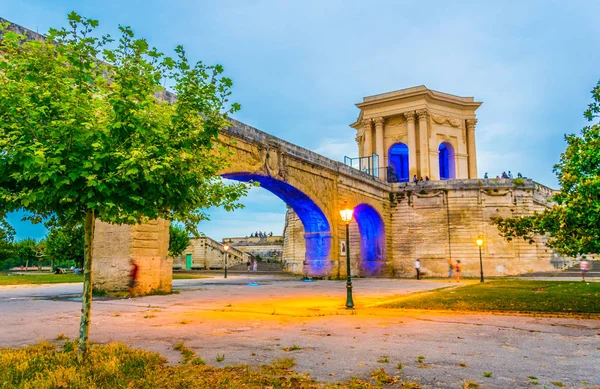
0, 14, 248, 231
169, 224, 190, 257
0, 217, 15, 263
45, 224, 84, 268
492, 80, 600, 256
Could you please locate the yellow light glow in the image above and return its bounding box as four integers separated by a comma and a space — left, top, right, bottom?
476, 238, 483, 246
340, 208, 354, 223
223, 243, 230, 252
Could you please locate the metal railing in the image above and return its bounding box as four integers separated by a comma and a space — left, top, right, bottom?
344, 153, 379, 178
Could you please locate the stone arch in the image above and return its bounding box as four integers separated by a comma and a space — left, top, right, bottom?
438, 141, 456, 180
387, 143, 409, 182
353, 203, 385, 276
221, 172, 331, 276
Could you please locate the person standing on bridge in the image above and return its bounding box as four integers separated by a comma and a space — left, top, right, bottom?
253, 259, 258, 272
246, 258, 251, 272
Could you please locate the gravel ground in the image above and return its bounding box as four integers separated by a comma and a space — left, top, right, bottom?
1, 275, 598, 388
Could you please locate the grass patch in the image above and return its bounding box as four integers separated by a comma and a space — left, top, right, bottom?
0, 341, 423, 388
483, 372, 493, 378
282, 344, 302, 352
172, 274, 212, 280
377, 355, 389, 363
0, 273, 83, 286
382, 279, 600, 314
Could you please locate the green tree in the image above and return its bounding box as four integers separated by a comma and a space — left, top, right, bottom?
13, 238, 40, 270
169, 224, 191, 258
493, 80, 600, 256
0, 217, 15, 264
0, 14, 248, 359
45, 224, 84, 269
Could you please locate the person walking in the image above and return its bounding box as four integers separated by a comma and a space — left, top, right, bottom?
246, 259, 251, 272
454, 260, 462, 283
447, 259, 453, 281
128, 259, 139, 299
252, 259, 258, 272
414, 259, 421, 280
580, 258, 590, 282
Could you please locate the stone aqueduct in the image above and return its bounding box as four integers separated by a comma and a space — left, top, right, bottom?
2, 19, 564, 294
93, 88, 563, 294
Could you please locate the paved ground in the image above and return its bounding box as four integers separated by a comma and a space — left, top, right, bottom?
1, 275, 599, 388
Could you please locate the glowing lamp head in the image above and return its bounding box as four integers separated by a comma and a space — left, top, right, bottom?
476, 237, 483, 247
223, 243, 230, 252
340, 208, 354, 223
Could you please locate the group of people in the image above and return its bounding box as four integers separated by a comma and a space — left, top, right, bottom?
484, 171, 523, 179
412, 175, 430, 182
250, 231, 273, 238
414, 258, 462, 282
246, 259, 258, 272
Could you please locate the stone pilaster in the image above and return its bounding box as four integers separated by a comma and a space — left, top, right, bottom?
416, 109, 430, 178
404, 111, 418, 179
466, 119, 478, 178
362, 119, 373, 159
374, 117, 385, 168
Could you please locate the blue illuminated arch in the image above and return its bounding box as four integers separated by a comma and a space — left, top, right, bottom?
221, 173, 331, 273
387, 143, 409, 182
438, 142, 456, 180
353, 203, 385, 276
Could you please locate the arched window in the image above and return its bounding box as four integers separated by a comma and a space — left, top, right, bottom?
438, 142, 456, 180
387, 143, 409, 182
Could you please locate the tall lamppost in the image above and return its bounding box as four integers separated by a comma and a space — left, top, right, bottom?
223, 243, 229, 279
476, 237, 484, 283
340, 207, 354, 309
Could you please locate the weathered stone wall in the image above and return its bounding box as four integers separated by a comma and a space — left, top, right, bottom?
92, 219, 172, 294
388, 179, 568, 277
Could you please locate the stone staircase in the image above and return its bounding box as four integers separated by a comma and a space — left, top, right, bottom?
521, 260, 600, 278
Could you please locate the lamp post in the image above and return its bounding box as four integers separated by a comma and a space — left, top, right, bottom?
340, 207, 354, 309
223, 243, 229, 279
476, 237, 484, 283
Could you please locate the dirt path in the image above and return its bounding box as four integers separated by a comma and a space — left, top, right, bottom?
1, 276, 598, 388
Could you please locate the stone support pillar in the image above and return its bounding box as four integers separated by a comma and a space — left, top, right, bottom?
404, 111, 418, 179
92, 219, 172, 295
363, 119, 373, 159
374, 117, 385, 168
466, 119, 478, 178
416, 109, 430, 178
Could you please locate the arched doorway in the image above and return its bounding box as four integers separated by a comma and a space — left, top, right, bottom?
353, 203, 385, 276
438, 142, 456, 180
221, 173, 331, 275
387, 143, 409, 182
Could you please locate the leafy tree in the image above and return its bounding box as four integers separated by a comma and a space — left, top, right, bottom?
169, 224, 191, 258
45, 224, 84, 269
0, 13, 248, 359
0, 217, 15, 264
13, 238, 42, 270
493, 80, 600, 257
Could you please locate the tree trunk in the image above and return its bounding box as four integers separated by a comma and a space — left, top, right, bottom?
38, 259, 41, 272
77, 209, 95, 361
25, 259, 29, 271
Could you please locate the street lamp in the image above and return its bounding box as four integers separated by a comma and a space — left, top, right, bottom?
476, 237, 484, 283
340, 207, 354, 309
223, 243, 230, 279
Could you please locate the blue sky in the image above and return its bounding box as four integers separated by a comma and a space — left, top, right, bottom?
2, 0, 599, 241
